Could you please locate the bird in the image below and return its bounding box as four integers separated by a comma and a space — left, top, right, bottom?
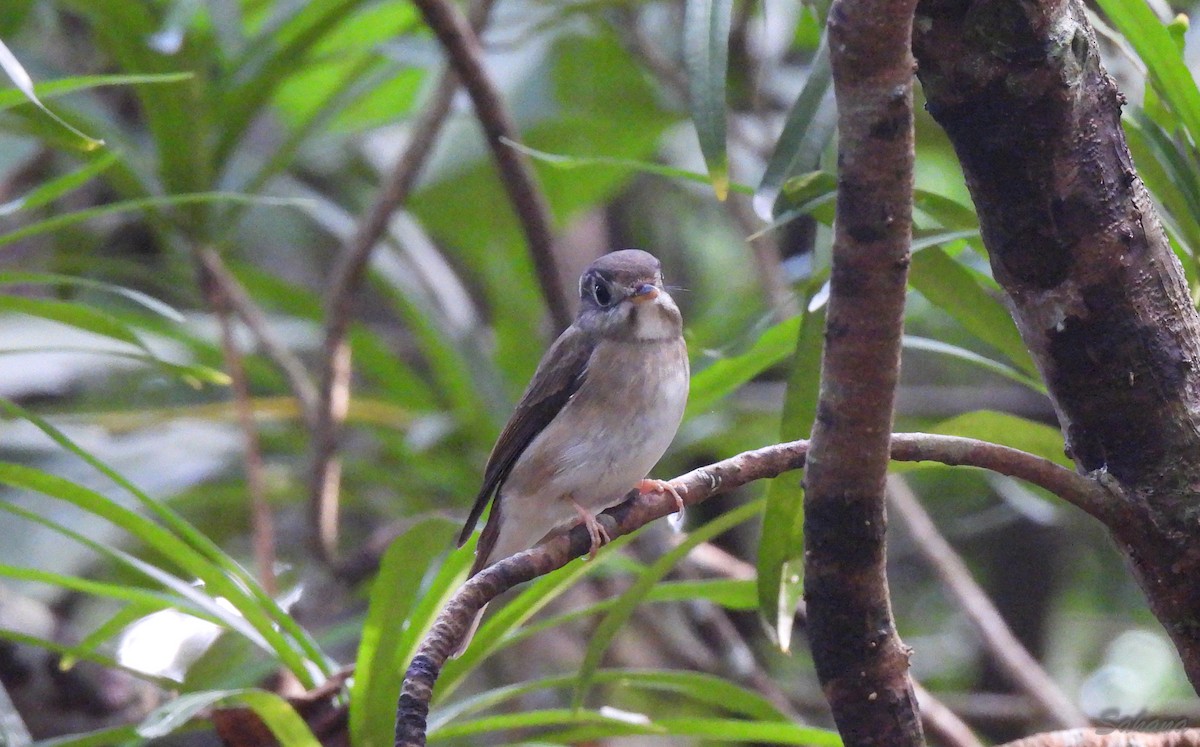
454, 249, 689, 654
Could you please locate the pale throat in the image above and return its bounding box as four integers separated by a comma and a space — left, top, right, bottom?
631, 298, 681, 341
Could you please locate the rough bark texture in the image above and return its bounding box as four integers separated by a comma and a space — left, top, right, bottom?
801, 0, 924, 745
913, 0, 1200, 691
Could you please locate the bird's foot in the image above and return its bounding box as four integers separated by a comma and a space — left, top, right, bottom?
638, 478, 686, 521
570, 498, 611, 560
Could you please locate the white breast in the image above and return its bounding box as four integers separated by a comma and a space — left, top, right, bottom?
502, 333, 690, 533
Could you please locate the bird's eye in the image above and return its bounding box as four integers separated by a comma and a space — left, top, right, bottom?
591, 278, 612, 306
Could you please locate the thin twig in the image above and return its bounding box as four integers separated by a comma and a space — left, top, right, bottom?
410, 0, 572, 330
395, 433, 1112, 746
308, 0, 497, 562
196, 249, 318, 420
199, 252, 277, 596
887, 474, 1088, 729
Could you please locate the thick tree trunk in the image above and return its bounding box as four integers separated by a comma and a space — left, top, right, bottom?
913, 0, 1200, 692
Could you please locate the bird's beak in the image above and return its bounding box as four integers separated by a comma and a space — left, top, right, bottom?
630, 283, 660, 304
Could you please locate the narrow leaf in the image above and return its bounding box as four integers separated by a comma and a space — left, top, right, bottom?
1094, 0, 1200, 142
137, 689, 320, 746
908, 246, 1038, 375
0, 192, 312, 248
683, 0, 733, 199
502, 138, 754, 195
0, 271, 183, 321
0, 153, 118, 217
438, 533, 636, 698
903, 336, 1045, 392
350, 518, 458, 747
757, 303, 824, 650
0, 37, 104, 149
573, 499, 765, 707
0, 296, 149, 352
756, 33, 835, 219
932, 410, 1071, 467
0, 72, 194, 113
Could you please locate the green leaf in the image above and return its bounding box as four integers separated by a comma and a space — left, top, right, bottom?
64, 605, 153, 669
573, 498, 765, 707
758, 302, 824, 651
430, 708, 660, 742
0, 563, 215, 624
913, 189, 979, 230
350, 518, 459, 747
0, 37, 104, 150
431, 668, 787, 731
440, 577, 758, 672
502, 139, 754, 195
0, 296, 150, 352
137, 689, 320, 746
756, 33, 835, 219
438, 533, 637, 698
1094, 0, 1200, 143
0, 400, 333, 684
908, 246, 1038, 374
747, 172, 838, 239
684, 0, 732, 199
0, 469, 274, 655
903, 336, 1045, 392
0, 72, 195, 114
31, 726, 139, 747
0, 192, 312, 247
0, 347, 230, 387
0, 271, 182, 321
567, 717, 843, 745
688, 316, 800, 418
432, 709, 842, 744
931, 410, 1071, 468
216, 0, 375, 166
0, 153, 118, 216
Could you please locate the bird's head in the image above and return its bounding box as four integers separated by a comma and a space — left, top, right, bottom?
576, 249, 682, 341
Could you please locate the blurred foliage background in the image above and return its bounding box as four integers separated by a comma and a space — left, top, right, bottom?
0, 0, 1198, 744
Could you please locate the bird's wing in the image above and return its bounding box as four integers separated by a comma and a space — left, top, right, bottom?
457, 324, 592, 546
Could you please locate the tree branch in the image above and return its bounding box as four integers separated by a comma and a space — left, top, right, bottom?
999, 729, 1200, 747
887, 475, 1086, 728
409, 0, 572, 331
308, 0, 497, 562
394, 433, 1111, 746
800, 0, 923, 744
197, 250, 278, 596
196, 248, 318, 420
913, 0, 1200, 692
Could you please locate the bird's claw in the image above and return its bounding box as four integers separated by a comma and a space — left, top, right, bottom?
571, 498, 610, 559
639, 478, 686, 521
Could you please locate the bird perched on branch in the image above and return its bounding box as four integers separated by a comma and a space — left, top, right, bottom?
454, 249, 689, 654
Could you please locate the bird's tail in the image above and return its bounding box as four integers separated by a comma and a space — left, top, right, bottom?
451, 504, 546, 658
